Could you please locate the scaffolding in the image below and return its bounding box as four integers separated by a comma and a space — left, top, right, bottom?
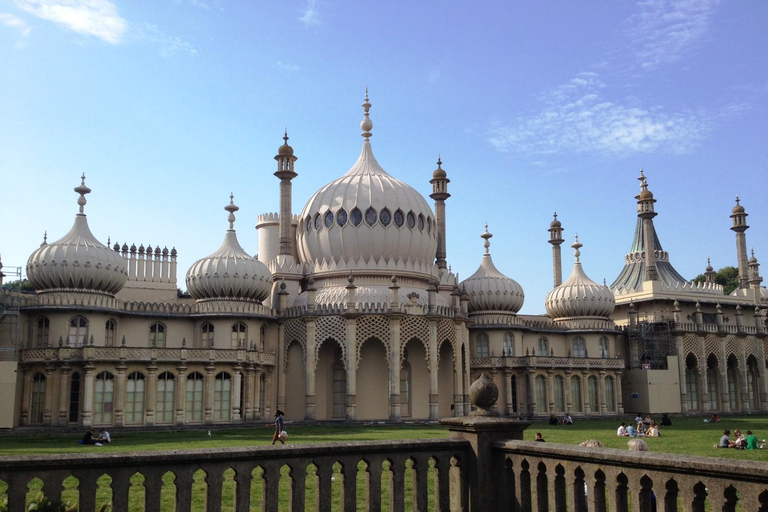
627, 321, 675, 370
0, 265, 23, 361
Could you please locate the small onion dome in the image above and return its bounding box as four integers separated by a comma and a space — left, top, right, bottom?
733, 196, 746, 214
545, 235, 615, 319
550, 212, 562, 228
277, 130, 294, 157
186, 195, 272, 302
460, 225, 525, 313
26, 174, 128, 296
432, 156, 447, 179
706, 257, 714, 272
636, 169, 654, 200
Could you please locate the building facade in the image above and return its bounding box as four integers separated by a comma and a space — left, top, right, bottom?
0, 95, 766, 430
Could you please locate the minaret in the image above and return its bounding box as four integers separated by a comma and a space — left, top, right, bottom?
430, 155, 451, 270
730, 196, 750, 289
636, 170, 658, 281
705, 258, 716, 285
748, 249, 762, 294
274, 130, 298, 258
548, 211, 565, 287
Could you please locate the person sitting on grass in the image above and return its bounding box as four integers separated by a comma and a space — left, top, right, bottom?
626, 424, 638, 437
562, 413, 573, 425
97, 428, 111, 444
535, 432, 546, 442
733, 429, 746, 449
636, 420, 646, 435
81, 429, 102, 446
617, 422, 628, 436
661, 413, 672, 426
745, 431, 759, 450
549, 415, 559, 425
646, 421, 660, 437
718, 430, 735, 448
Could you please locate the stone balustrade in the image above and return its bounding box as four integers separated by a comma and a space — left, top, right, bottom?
19, 346, 277, 366
471, 355, 624, 370
0, 439, 470, 512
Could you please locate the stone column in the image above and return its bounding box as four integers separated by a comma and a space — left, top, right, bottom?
546, 369, 554, 415
428, 320, 439, 420
345, 318, 357, 420
145, 362, 157, 426
615, 372, 624, 414
699, 361, 710, 413
276, 322, 286, 414
264, 368, 273, 418
304, 318, 317, 420
564, 369, 572, 414
58, 365, 71, 426
233, 366, 242, 421
244, 364, 255, 421
389, 316, 402, 421
527, 369, 537, 416
254, 368, 263, 419
757, 337, 768, 411
740, 342, 749, 413
581, 370, 590, 415
720, 342, 730, 412
43, 364, 55, 426
114, 362, 126, 427
82, 363, 95, 428
454, 326, 465, 416
598, 370, 607, 414
20, 369, 31, 426
676, 335, 689, 413
175, 364, 187, 425
204, 363, 215, 424
504, 369, 514, 416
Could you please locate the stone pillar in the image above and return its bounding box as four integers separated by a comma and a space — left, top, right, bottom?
581, 370, 590, 415
757, 337, 768, 411
58, 365, 70, 426
504, 369, 514, 416
305, 318, 317, 420
740, 342, 750, 413
204, 363, 215, 424
564, 369, 572, 414
345, 318, 357, 420
82, 364, 95, 428
546, 369, 554, 415
145, 362, 157, 426
276, 322, 286, 414
20, 369, 31, 426
254, 368, 263, 419
615, 372, 624, 414
527, 369, 537, 416
233, 366, 242, 421
389, 316, 402, 421
175, 364, 187, 425
43, 364, 55, 426
244, 364, 255, 421
265, 368, 274, 418
114, 363, 126, 427
454, 324, 465, 416
676, 335, 688, 413
598, 370, 607, 414
699, 361, 710, 413
428, 320, 439, 420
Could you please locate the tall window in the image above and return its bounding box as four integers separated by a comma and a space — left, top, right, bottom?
537, 337, 549, 357
201, 322, 214, 348
503, 333, 515, 356
475, 332, 489, 358
260, 324, 267, 351
588, 376, 599, 413
231, 322, 247, 349
748, 356, 760, 410
105, 319, 116, 347
94, 372, 115, 424
685, 355, 699, 411
149, 323, 166, 347
510, 375, 518, 413
400, 361, 412, 417
36, 317, 50, 348
534, 375, 547, 413
214, 372, 232, 421
572, 337, 586, 358
332, 360, 346, 418
156, 372, 175, 424
186, 372, 204, 423
707, 355, 720, 410
727, 356, 739, 411
571, 376, 582, 413
69, 373, 80, 423
598, 337, 609, 358
605, 376, 616, 412
30, 373, 46, 425
125, 372, 145, 425
554, 375, 565, 412
68, 316, 88, 346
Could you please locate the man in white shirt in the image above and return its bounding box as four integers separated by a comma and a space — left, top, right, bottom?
617, 422, 627, 436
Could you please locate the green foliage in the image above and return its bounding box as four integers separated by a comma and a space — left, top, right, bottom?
691, 265, 740, 295
2, 279, 35, 292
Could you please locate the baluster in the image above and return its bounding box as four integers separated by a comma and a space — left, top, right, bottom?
566, 467, 584, 512
366, 456, 384, 512
315, 460, 333, 512
143, 470, 164, 512
175, 468, 195, 512
205, 466, 224, 512
342, 459, 357, 511
435, 456, 451, 512
109, 469, 132, 512
390, 456, 406, 512
738, 482, 760, 512
413, 455, 429, 512
42, 472, 66, 511
706, 480, 727, 512
73, 471, 99, 512
232, 464, 253, 512
627, 470, 641, 512
289, 463, 307, 512
5, 474, 28, 512
262, 462, 281, 512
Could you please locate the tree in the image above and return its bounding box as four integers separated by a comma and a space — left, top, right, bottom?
691, 266, 740, 295
2, 279, 35, 291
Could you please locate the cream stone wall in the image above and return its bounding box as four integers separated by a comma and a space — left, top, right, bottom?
622, 356, 682, 414
0, 362, 20, 428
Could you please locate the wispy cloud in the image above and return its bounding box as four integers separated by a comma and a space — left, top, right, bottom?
276, 60, 300, 72
488, 72, 708, 155
14, 0, 127, 44
628, 0, 721, 69
135, 23, 196, 56
299, 0, 319, 26
0, 12, 32, 36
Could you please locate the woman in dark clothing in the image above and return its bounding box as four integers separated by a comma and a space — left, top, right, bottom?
271, 410, 285, 445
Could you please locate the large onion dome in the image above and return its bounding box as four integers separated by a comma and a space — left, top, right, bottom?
296, 91, 438, 275
545, 236, 615, 319
26, 175, 127, 296
460, 225, 524, 313
186, 195, 272, 302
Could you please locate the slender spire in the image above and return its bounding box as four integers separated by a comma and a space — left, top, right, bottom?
361, 87, 373, 141
74, 173, 91, 215
225, 193, 239, 230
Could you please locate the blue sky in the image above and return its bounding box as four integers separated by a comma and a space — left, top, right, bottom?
1, 0, 766, 314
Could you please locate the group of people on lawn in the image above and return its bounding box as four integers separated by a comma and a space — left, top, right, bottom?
616, 413, 670, 438
717, 428, 763, 450
81, 428, 110, 446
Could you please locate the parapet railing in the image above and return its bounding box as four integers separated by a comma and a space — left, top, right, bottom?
19, 346, 277, 366
0, 438, 469, 512
496, 440, 768, 512
471, 355, 624, 370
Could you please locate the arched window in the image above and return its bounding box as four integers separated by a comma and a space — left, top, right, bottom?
30, 372, 46, 425
94, 371, 115, 425
156, 371, 175, 424
149, 323, 166, 348
747, 356, 760, 410
314, 213, 321, 230
231, 322, 247, 349
365, 206, 378, 226
685, 354, 699, 411
394, 209, 405, 228
332, 360, 346, 418
324, 210, 334, 228
605, 376, 616, 412
707, 355, 720, 411
554, 375, 565, 412
200, 322, 214, 348
406, 211, 416, 229
105, 319, 117, 347
599, 337, 609, 358
503, 332, 515, 356
588, 376, 599, 413
336, 208, 348, 227
427, 217, 432, 234
510, 375, 518, 413
186, 372, 204, 423
36, 317, 50, 348
68, 316, 88, 347
417, 213, 425, 230
305, 216, 312, 233
214, 372, 232, 421
475, 332, 489, 358
727, 355, 739, 411
534, 375, 547, 414
400, 359, 411, 417
572, 337, 586, 358
537, 337, 549, 357
260, 324, 267, 351
125, 371, 145, 425
571, 376, 583, 413
350, 207, 363, 226
380, 208, 392, 226
69, 373, 80, 424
